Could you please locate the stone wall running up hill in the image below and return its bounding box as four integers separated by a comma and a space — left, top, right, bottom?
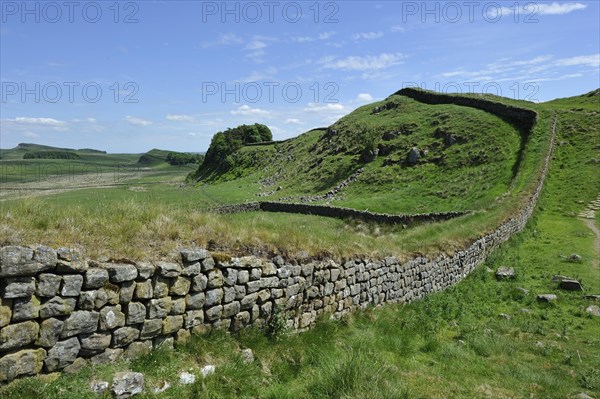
0, 113, 553, 384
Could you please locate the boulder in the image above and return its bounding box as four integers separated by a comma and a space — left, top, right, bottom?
586, 305, 600, 317
0, 246, 48, 277
99, 305, 126, 330
103, 263, 138, 283
61, 310, 99, 338
37, 274, 62, 297
179, 371, 196, 385
1, 277, 36, 298
35, 318, 64, 347
40, 296, 77, 318
156, 261, 181, 278
180, 248, 210, 263
407, 147, 420, 165
0, 320, 39, 350
537, 294, 557, 303
61, 275, 84, 297
559, 278, 583, 291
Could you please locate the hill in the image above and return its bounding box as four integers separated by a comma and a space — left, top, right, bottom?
193, 89, 532, 214
0, 143, 106, 160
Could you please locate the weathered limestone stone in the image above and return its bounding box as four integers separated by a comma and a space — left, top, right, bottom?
112, 326, 140, 347
1, 277, 36, 298
104, 263, 138, 283
176, 328, 191, 343
0, 348, 46, 382
63, 356, 87, 374
134, 280, 153, 299
60, 310, 99, 338
250, 268, 262, 281
224, 269, 238, 286
586, 305, 600, 317
207, 269, 224, 288
61, 275, 84, 297
148, 298, 172, 319
126, 302, 146, 325
537, 294, 558, 302
120, 281, 136, 303
12, 295, 41, 321
94, 289, 109, 309
56, 248, 87, 273
237, 270, 250, 284
559, 279, 583, 291
0, 299, 11, 327
99, 305, 126, 330
157, 261, 181, 278
45, 337, 80, 372
240, 293, 258, 310
192, 274, 208, 292
140, 319, 163, 340
80, 332, 111, 355
162, 315, 184, 334
90, 348, 123, 365
223, 287, 236, 303
84, 268, 109, 289
184, 293, 204, 311
234, 285, 246, 300
37, 274, 62, 297
0, 246, 46, 277
90, 380, 110, 394
201, 257, 215, 271
495, 267, 515, 280
0, 320, 39, 350
170, 276, 191, 296
152, 336, 173, 351
32, 245, 58, 268
240, 348, 254, 363
135, 261, 155, 280
78, 290, 97, 310
181, 262, 202, 276
185, 310, 204, 328
153, 275, 170, 298
205, 305, 222, 321
180, 248, 210, 263
112, 371, 144, 399
170, 298, 186, 315
223, 301, 240, 318
261, 262, 277, 276
124, 340, 152, 360
40, 296, 77, 318
205, 288, 223, 307
246, 281, 261, 294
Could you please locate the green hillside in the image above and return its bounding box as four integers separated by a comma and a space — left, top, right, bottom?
194, 90, 528, 214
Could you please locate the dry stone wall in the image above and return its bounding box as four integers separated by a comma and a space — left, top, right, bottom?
0, 112, 553, 383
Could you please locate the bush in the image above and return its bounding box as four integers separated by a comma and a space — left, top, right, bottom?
166, 152, 201, 165
201, 123, 272, 169
23, 151, 80, 160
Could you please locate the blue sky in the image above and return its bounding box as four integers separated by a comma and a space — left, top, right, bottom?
1, 1, 599, 153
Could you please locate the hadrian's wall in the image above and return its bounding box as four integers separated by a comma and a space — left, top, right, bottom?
0, 111, 553, 384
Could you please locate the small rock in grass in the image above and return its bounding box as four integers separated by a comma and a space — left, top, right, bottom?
240, 348, 254, 363
586, 305, 600, 317
584, 294, 600, 301
537, 294, 557, 302
179, 371, 196, 385
112, 372, 144, 398
520, 308, 531, 314
495, 267, 515, 280
516, 287, 529, 295
201, 365, 216, 378
90, 380, 109, 394
153, 381, 171, 393
499, 313, 511, 320
568, 253, 582, 262
572, 393, 596, 399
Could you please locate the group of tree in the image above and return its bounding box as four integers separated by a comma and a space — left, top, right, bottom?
202, 123, 272, 168
166, 152, 204, 165
23, 151, 81, 160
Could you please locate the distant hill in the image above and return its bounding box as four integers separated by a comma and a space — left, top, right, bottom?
136, 148, 173, 166
0, 143, 107, 160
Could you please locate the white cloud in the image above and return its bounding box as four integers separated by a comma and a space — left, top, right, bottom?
353, 32, 384, 40
125, 116, 153, 127
9, 117, 67, 127
201, 33, 243, 47
535, 2, 587, 15
230, 105, 271, 117
86, 118, 97, 123
21, 131, 40, 138
321, 53, 405, 71
245, 40, 267, 50
285, 118, 303, 125
356, 93, 374, 102
166, 114, 196, 122
303, 103, 345, 113
292, 31, 336, 43
391, 25, 406, 33
554, 54, 600, 67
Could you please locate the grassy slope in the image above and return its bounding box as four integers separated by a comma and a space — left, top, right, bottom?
1, 93, 598, 398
